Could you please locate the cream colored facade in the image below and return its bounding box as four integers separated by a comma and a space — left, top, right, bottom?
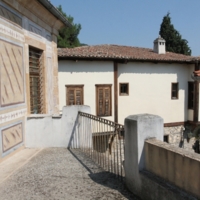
58, 60, 194, 125
59, 60, 115, 121
0, 0, 67, 162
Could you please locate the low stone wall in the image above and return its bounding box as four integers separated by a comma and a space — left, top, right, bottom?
124, 114, 197, 200
25, 106, 90, 148
164, 125, 196, 152
145, 138, 200, 199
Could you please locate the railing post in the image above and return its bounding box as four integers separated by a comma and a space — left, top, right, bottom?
124, 114, 163, 197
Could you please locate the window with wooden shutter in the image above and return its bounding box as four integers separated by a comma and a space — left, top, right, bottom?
66, 85, 84, 105
29, 47, 44, 114
96, 85, 112, 116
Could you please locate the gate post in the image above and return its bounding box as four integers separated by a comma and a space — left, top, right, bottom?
124, 114, 163, 197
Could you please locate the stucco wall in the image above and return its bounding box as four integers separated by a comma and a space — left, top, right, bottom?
118, 62, 194, 124
0, 0, 62, 161
59, 60, 115, 121
59, 60, 194, 125
145, 138, 200, 199
26, 106, 90, 148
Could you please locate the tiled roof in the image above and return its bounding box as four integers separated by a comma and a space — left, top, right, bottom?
58, 44, 196, 63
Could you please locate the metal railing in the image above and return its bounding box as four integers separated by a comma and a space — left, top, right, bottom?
70, 111, 125, 180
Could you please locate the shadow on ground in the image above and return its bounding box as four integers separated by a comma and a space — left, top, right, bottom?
69, 148, 141, 200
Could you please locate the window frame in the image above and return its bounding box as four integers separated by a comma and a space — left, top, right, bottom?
95, 84, 112, 117
188, 82, 194, 109
119, 83, 129, 96
29, 46, 44, 114
65, 85, 84, 105
171, 83, 179, 100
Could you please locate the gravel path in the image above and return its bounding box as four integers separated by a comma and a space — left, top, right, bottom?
0, 148, 139, 200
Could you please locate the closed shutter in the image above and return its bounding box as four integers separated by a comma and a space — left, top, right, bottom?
66, 86, 83, 105
97, 86, 111, 116
104, 88, 110, 116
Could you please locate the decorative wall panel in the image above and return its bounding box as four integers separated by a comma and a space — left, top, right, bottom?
0, 108, 26, 125
0, 24, 24, 42
2, 122, 23, 152
0, 5, 22, 27
29, 24, 43, 37
0, 40, 24, 107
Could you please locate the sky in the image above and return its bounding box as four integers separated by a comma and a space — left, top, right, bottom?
51, 0, 200, 56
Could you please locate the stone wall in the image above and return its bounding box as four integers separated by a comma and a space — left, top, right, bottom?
145, 138, 200, 199
164, 125, 196, 152
124, 114, 197, 200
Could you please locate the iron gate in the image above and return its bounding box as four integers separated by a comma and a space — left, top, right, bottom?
70, 111, 125, 180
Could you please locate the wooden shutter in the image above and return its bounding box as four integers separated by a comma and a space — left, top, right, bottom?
66, 86, 83, 105
104, 88, 110, 116
75, 89, 82, 105
68, 89, 75, 105
99, 89, 104, 115
96, 85, 111, 116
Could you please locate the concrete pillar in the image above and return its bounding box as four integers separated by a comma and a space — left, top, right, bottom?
124, 114, 163, 196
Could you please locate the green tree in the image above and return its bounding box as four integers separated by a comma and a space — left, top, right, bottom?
159, 13, 191, 55
57, 5, 81, 48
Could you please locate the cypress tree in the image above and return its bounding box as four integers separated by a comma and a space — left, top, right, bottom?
57, 5, 81, 48
159, 13, 191, 55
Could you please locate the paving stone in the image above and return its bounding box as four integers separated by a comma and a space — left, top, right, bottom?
0, 148, 139, 200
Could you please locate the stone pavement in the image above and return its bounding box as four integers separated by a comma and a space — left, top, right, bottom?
0, 148, 140, 200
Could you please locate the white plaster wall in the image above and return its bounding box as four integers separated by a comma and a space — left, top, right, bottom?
58, 61, 114, 121
118, 62, 194, 124
26, 106, 90, 148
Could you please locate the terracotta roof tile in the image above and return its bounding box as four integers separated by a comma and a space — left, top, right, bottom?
58, 44, 197, 62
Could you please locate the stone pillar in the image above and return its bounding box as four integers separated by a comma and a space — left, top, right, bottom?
124, 114, 163, 196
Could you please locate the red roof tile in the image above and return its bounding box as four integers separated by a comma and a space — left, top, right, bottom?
58, 44, 197, 63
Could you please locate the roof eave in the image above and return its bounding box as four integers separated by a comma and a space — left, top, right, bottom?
58, 56, 195, 64
37, 0, 72, 28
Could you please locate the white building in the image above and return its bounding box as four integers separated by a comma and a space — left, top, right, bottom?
58, 37, 199, 146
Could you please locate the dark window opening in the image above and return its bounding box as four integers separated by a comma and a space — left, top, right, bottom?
119, 83, 129, 96
171, 83, 178, 99
164, 135, 169, 143
188, 82, 194, 109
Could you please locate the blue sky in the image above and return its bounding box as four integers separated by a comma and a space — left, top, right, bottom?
51, 0, 200, 56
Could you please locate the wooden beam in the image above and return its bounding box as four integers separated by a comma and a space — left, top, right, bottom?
114, 62, 118, 123
194, 62, 199, 123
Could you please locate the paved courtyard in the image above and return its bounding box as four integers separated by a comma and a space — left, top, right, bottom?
0, 148, 139, 200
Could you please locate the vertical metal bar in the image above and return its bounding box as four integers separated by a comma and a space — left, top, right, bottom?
119, 128, 123, 179
116, 128, 119, 178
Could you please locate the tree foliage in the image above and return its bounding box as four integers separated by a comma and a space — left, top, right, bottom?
57, 5, 81, 48
159, 13, 191, 55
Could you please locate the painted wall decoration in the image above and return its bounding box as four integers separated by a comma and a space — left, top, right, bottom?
0, 5, 22, 27
29, 24, 43, 37
0, 24, 25, 42
2, 122, 23, 152
0, 108, 26, 125
0, 39, 24, 107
